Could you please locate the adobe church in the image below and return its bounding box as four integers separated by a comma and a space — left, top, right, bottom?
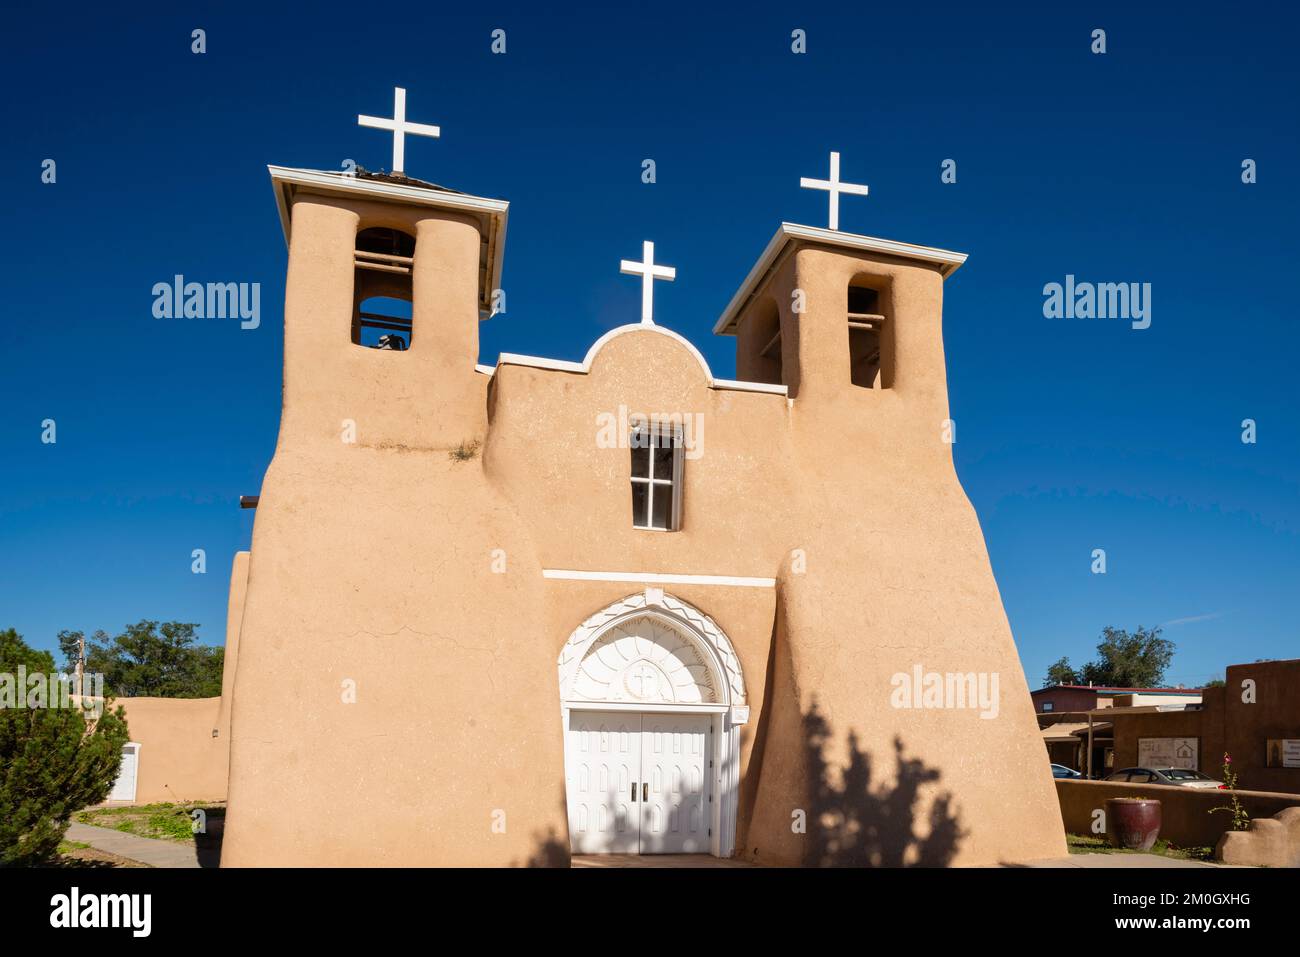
177, 89, 1066, 866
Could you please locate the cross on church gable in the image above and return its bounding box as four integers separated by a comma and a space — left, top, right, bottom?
619, 240, 676, 326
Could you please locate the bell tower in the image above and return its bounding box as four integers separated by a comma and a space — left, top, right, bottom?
224, 92, 567, 868
718, 152, 965, 419
269, 165, 507, 450
717, 223, 965, 415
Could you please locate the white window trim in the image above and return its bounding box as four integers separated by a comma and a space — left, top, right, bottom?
542, 569, 776, 588
630, 425, 683, 532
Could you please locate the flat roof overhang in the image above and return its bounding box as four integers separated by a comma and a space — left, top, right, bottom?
268, 165, 509, 319
713, 222, 968, 336
1085, 705, 1202, 717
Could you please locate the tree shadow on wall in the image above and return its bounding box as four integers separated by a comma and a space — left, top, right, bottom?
193, 806, 224, 869
801, 700, 966, 867
513, 794, 570, 868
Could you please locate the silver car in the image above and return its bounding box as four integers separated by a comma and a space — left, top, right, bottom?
1105, 766, 1225, 788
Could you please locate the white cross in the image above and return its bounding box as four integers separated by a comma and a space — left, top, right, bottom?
619, 240, 676, 326
800, 151, 869, 231
628, 662, 659, 699
357, 87, 441, 176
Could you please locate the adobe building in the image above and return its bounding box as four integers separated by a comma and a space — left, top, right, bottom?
1034, 684, 1204, 774
193, 112, 1066, 866
1101, 660, 1300, 793
1031, 683, 1202, 715
96, 555, 247, 805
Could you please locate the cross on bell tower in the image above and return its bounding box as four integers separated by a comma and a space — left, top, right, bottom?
800, 151, 869, 231
357, 87, 442, 176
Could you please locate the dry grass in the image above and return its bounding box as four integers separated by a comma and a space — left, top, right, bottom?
75, 802, 225, 845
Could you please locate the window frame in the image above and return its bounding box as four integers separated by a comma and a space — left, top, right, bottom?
629, 424, 684, 532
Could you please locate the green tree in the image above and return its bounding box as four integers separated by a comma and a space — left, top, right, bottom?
1078, 625, 1175, 688
1, 628, 55, 673
1044, 656, 1079, 687
67, 621, 224, 699
56, 628, 107, 672
0, 628, 129, 866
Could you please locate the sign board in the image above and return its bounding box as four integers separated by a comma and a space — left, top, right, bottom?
729, 706, 750, 726
1138, 736, 1198, 770
1265, 739, 1300, 768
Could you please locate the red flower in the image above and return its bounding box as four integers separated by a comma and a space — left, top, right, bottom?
1223, 752, 1232, 764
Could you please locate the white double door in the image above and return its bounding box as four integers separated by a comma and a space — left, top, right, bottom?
566, 710, 712, 854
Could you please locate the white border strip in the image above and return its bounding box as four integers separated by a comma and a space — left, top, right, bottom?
496, 352, 586, 374
268, 165, 510, 220
714, 221, 969, 335
489, 325, 789, 396
267, 165, 509, 319
712, 377, 786, 395
543, 569, 775, 588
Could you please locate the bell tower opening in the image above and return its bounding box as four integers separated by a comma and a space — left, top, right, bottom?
352, 226, 416, 350
737, 297, 784, 387
847, 277, 893, 389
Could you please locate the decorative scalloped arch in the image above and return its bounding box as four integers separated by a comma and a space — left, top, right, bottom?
557, 592, 746, 707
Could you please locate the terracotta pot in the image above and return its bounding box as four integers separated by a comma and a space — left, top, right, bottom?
1106, 798, 1162, 851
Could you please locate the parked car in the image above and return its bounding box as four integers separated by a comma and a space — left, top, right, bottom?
1105, 766, 1225, 788
1051, 764, 1082, 779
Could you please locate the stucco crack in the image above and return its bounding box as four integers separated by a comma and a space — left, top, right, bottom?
344, 626, 504, 693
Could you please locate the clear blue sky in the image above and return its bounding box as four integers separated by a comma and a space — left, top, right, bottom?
3, 3, 1296, 688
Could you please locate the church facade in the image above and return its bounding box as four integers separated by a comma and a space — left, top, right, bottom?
211, 156, 1066, 867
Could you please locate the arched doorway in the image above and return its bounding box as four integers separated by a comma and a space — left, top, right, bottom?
556, 591, 746, 857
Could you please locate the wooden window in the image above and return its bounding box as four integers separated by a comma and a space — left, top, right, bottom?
630, 427, 683, 531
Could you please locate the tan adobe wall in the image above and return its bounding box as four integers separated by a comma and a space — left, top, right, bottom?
1224, 659, 1300, 794
1110, 709, 1217, 772
105, 553, 247, 805
212, 551, 249, 742
114, 697, 227, 804
1218, 806, 1300, 867
1055, 779, 1300, 850
727, 246, 1064, 866
1107, 668, 1300, 796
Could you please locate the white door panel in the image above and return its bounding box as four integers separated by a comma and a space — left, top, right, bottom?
565, 710, 713, 855
640, 714, 710, 853
109, 744, 139, 803
566, 711, 640, 853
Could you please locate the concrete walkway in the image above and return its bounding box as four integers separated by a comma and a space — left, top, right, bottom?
65, 822, 201, 869
576, 852, 1234, 868
573, 854, 756, 868
60, 829, 1239, 869
1019, 853, 1241, 868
